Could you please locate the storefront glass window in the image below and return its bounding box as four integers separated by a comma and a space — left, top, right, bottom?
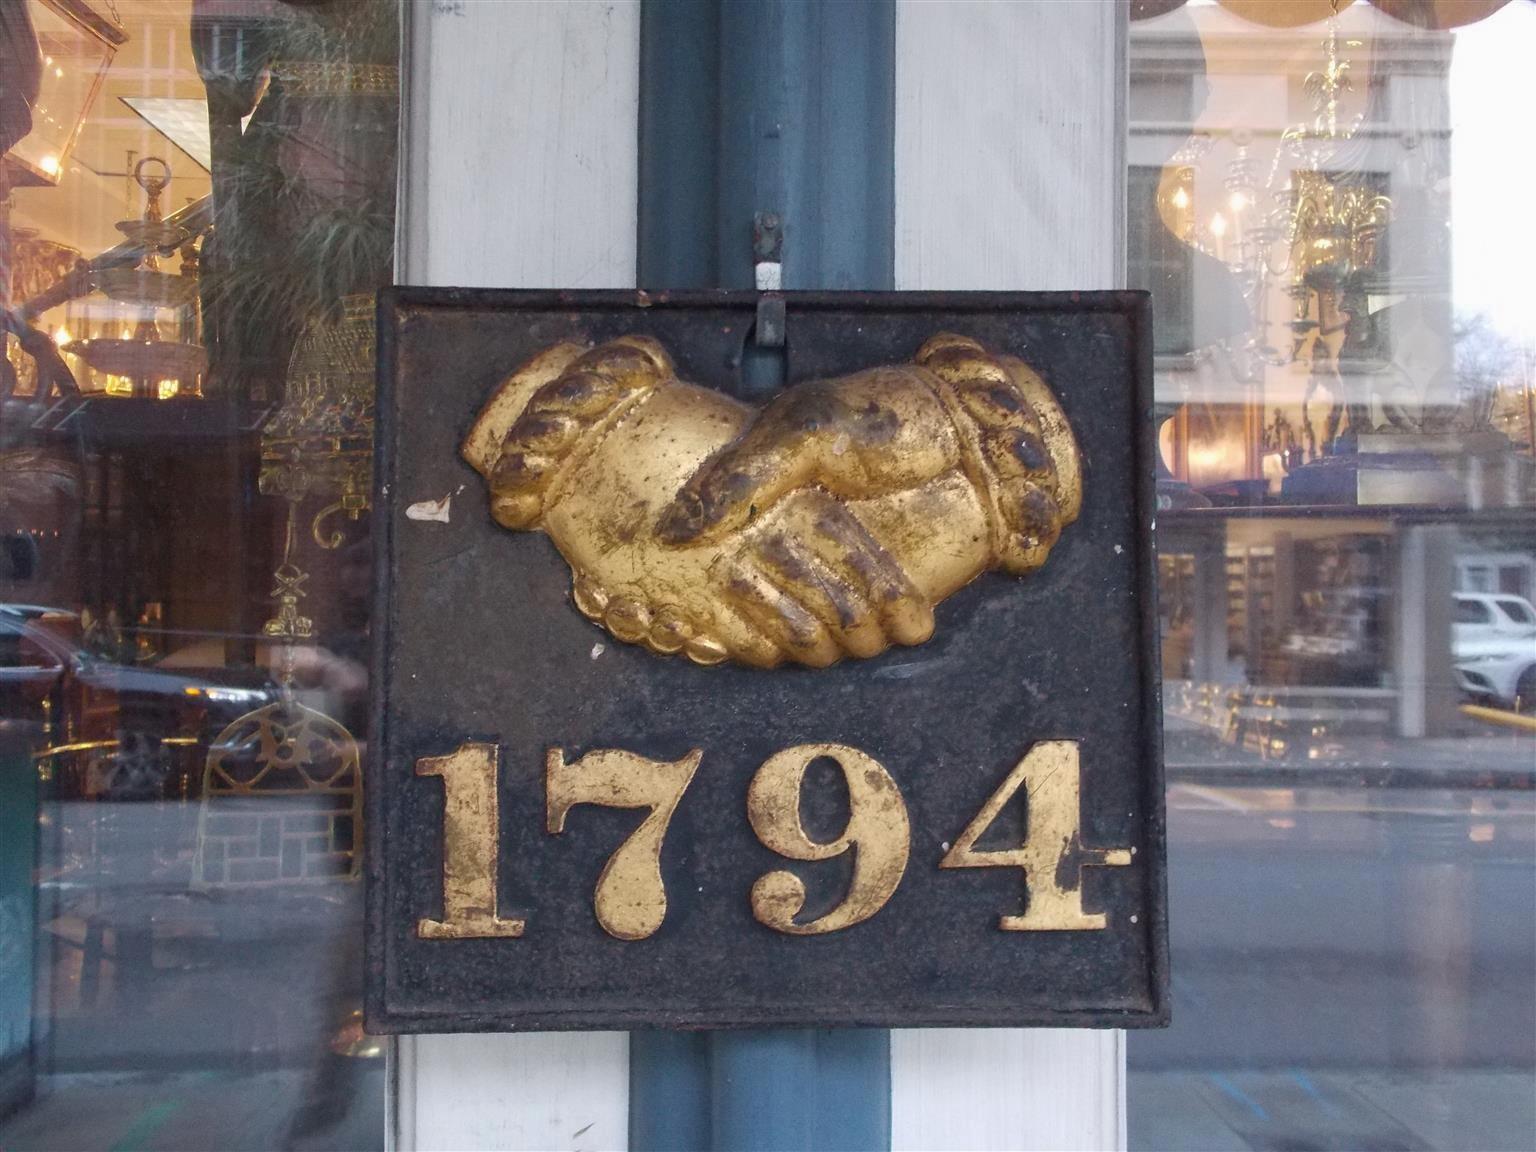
1, 0, 395, 1145
3, 1, 1531, 1147
1127, 3, 1535, 1149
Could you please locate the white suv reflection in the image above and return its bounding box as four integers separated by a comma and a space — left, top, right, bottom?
1453, 593, 1536, 712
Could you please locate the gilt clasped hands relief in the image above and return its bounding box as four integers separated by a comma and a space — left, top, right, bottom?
461, 333, 1081, 669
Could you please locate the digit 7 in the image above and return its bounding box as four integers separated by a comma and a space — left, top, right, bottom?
546, 747, 702, 940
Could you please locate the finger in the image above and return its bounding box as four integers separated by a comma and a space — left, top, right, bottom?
709, 607, 786, 670
1001, 355, 1081, 523
484, 393, 595, 527
570, 572, 755, 667
569, 339, 672, 389
995, 483, 1063, 573
918, 337, 1051, 484
917, 335, 1016, 394
607, 334, 674, 377
488, 450, 558, 529
462, 342, 587, 475
529, 369, 632, 421
806, 510, 935, 648
490, 349, 666, 527
683, 633, 732, 667
723, 564, 842, 669
918, 338, 1075, 575
753, 533, 886, 660
505, 411, 582, 456
656, 437, 807, 546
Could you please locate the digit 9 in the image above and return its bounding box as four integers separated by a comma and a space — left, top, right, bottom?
747, 743, 911, 935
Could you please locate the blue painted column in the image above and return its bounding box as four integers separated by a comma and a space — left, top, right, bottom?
631, 2, 895, 1148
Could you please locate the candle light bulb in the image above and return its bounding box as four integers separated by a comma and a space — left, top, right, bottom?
1210, 212, 1229, 238
1171, 186, 1190, 210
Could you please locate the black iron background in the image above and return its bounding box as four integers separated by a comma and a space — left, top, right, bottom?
367, 289, 1168, 1032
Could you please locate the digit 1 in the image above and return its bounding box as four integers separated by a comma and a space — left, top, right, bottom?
416, 742, 525, 939
941, 741, 1131, 930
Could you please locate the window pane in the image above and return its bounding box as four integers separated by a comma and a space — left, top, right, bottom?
1, 0, 396, 1145
1455, 597, 1493, 624
1494, 597, 1534, 625
1128, 3, 1536, 1150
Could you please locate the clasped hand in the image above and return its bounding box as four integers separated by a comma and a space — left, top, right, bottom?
461, 332, 1080, 669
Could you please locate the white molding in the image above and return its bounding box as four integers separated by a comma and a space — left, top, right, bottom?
397, 0, 639, 289
892, 1030, 1125, 1152
893, 2, 1128, 1148
391, 1, 639, 1147
398, 1034, 629, 1152
895, 0, 1125, 292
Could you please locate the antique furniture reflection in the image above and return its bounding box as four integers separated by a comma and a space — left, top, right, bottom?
194, 699, 361, 887
465, 333, 1082, 668
260, 294, 375, 562
234, 297, 369, 834
257, 291, 373, 682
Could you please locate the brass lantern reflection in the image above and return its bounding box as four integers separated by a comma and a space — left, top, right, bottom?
257, 295, 374, 670
4, 0, 125, 188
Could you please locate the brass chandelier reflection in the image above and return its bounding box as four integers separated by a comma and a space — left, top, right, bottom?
1157, 14, 1392, 364
64, 156, 207, 398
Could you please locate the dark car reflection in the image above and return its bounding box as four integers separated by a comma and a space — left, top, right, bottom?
0, 607, 277, 804
1, 607, 367, 1098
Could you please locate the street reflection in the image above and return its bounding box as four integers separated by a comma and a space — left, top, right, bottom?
1131, 773, 1536, 1151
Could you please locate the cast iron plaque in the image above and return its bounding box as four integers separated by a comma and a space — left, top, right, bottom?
367, 288, 1168, 1032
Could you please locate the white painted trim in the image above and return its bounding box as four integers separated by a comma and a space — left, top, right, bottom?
391, 1, 639, 1148
396, 0, 640, 289
895, 0, 1126, 292
892, 1030, 1125, 1152
893, 1, 1128, 1148
398, 1034, 629, 1152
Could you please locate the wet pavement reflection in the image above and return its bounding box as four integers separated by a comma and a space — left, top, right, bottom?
1130, 766, 1536, 1152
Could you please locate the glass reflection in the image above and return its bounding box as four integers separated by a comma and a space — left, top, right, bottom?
1130, 2, 1535, 1149
1, 0, 393, 1146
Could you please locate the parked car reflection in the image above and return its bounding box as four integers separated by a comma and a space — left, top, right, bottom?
0, 607, 277, 802
2, 609, 371, 1128
1452, 594, 1536, 713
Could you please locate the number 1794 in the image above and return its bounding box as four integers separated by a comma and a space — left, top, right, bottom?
415, 740, 1134, 941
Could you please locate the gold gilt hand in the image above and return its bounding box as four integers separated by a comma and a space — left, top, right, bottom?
461, 334, 1080, 669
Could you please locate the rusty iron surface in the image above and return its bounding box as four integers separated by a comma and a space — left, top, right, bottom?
367, 288, 1169, 1033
